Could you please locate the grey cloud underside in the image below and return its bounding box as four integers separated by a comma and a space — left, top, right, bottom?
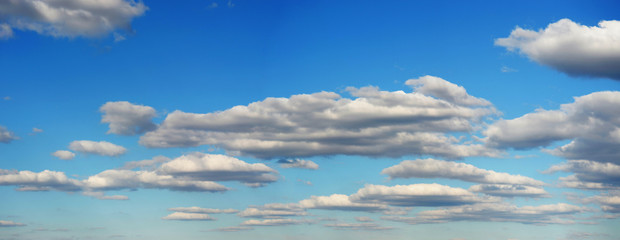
0, 0, 147, 38
468, 184, 549, 198
496, 19, 620, 81
383, 203, 586, 225
485, 91, 620, 164
546, 160, 620, 190
0, 153, 278, 198
140, 76, 498, 159
100, 101, 157, 136
0, 125, 18, 143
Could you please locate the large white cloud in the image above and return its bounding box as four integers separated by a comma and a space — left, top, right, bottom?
240, 218, 311, 226
51, 150, 75, 160
100, 101, 157, 136
0, 169, 82, 192
485, 91, 620, 164
382, 158, 543, 186
0, 125, 18, 143
383, 202, 586, 225
83, 169, 229, 192
69, 140, 127, 157
545, 160, 620, 190
140, 76, 498, 159
299, 194, 388, 212
0, 0, 147, 38
278, 159, 319, 170
349, 184, 497, 207
496, 19, 620, 80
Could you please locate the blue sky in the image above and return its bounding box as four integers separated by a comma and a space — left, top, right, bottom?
1, 1, 620, 239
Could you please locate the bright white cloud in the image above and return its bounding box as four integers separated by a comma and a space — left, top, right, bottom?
299, 194, 387, 212
100, 101, 157, 136
51, 150, 76, 160
485, 91, 620, 164
162, 212, 215, 221
381, 158, 543, 186
140, 76, 498, 159
69, 140, 127, 157
383, 202, 586, 225
238, 207, 307, 219
496, 19, 620, 80
240, 218, 311, 226
0, 0, 147, 38
349, 184, 497, 207
0, 125, 18, 143
0, 220, 25, 227
278, 159, 319, 170
468, 184, 549, 198
83, 169, 229, 192
0, 169, 82, 192
545, 160, 620, 190
583, 194, 620, 213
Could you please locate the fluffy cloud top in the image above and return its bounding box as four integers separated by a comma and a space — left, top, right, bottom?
278, 159, 319, 170
51, 150, 76, 160
69, 140, 127, 157
100, 101, 157, 136
349, 184, 496, 207
0, 0, 147, 38
382, 158, 543, 186
496, 19, 620, 80
140, 76, 497, 159
485, 91, 620, 164
0, 169, 82, 192
545, 160, 620, 190
162, 212, 215, 221
0, 125, 18, 143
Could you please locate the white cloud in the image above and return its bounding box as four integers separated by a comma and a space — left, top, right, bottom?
0, 0, 147, 38
51, 150, 76, 160
299, 194, 388, 212
484, 91, 620, 164
0, 169, 82, 192
324, 222, 392, 231
120, 156, 170, 170
381, 158, 544, 186
83, 169, 229, 192
158, 152, 278, 187
238, 207, 307, 219
383, 202, 586, 225
468, 184, 549, 198
162, 212, 215, 221
240, 218, 311, 226
69, 140, 127, 156
545, 160, 620, 190
140, 76, 498, 160
496, 19, 620, 80
0, 23, 13, 39
0, 125, 18, 143
0, 220, 25, 227
278, 159, 319, 170
168, 207, 238, 214
82, 191, 128, 200
349, 184, 497, 207
581, 194, 620, 213
100, 101, 157, 136
355, 216, 373, 222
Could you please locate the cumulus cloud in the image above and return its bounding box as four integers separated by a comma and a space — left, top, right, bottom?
100, 101, 157, 136
381, 158, 543, 186
83, 169, 229, 192
484, 91, 620, 164
496, 19, 620, 80
120, 156, 170, 170
324, 222, 393, 231
140, 76, 498, 159
240, 218, 311, 226
82, 191, 129, 200
545, 160, 620, 190
168, 207, 238, 214
0, 125, 18, 143
299, 194, 388, 212
383, 202, 586, 225
0, 220, 25, 227
0, 169, 82, 192
468, 184, 549, 198
51, 150, 76, 160
162, 212, 215, 221
349, 184, 497, 207
69, 140, 127, 156
278, 159, 319, 170
0, 0, 147, 38
238, 207, 307, 219
582, 194, 620, 213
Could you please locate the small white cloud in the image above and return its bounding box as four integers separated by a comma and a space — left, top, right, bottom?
82, 191, 128, 200
29, 127, 43, 135
168, 207, 238, 214
0, 125, 18, 143
0, 24, 13, 40
278, 159, 319, 170
0, 220, 25, 227
52, 150, 76, 160
162, 212, 215, 221
113, 33, 126, 42
501, 66, 517, 73
69, 140, 127, 157
100, 101, 157, 136
240, 219, 311, 226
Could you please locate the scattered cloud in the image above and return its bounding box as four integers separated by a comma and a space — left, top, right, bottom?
29, 127, 43, 136
349, 184, 498, 207
0, 0, 147, 38
355, 216, 373, 222
120, 156, 170, 170
484, 91, 620, 164
501, 66, 517, 73
381, 158, 544, 186
140, 76, 498, 160
168, 207, 238, 214
545, 160, 620, 190
207, 2, 218, 9
383, 202, 586, 225
0, 169, 82, 192
278, 159, 319, 170
0, 23, 13, 39
240, 218, 311, 226
51, 150, 76, 160
238, 207, 307, 219
100, 101, 157, 136
211, 226, 253, 232
468, 184, 549, 198
83, 169, 229, 192
162, 212, 215, 221
580, 193, 620, 213
113, 33, 126, 42
82, 191, 129, 200
0, 220, 25, 227
69, 140, 127, 157
299, 194, 388, 212
2, 96, 10, 100
324, 222, 393, 231
496, 19, 620, 80
0, 125, 18, 143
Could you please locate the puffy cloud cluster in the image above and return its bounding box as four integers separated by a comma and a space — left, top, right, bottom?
163, 206, 238, 221
496, 19, 620, 80
0, 0, 147, 38
278, 159, 319, 170
0, 153, 278, 198
0, 125, 18, 143
383, 202, 586, 225
140, 76, 498, 159
485, 91, 620, 164
545, 160, 620, 190
69, 140, 127, 157
100, 101, 157, 136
